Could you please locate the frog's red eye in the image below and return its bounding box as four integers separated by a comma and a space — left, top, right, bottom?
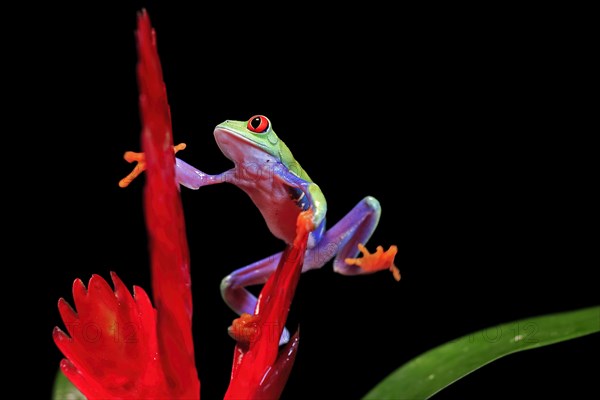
247, 115, 270, 134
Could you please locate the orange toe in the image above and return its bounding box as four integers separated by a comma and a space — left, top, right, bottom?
119, 144, 185, 188
228, 313, 260, 343
345, 243, 400, 281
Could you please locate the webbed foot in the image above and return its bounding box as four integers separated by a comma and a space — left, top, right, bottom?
118, 143, 186, 187
345, 243, 400, 281
228, 312, 261, 343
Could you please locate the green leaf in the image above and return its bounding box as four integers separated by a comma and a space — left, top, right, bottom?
52, 369, 86, 400
362, 305, 600, 400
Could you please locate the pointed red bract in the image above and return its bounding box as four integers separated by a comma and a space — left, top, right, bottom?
255, 330, 301, 399
54, 10, 199, 399
137, 9, 200, 398
225, 212, 311, 399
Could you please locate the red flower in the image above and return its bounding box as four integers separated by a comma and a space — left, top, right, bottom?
53, 10, 305, 399
53, 273, 175, 399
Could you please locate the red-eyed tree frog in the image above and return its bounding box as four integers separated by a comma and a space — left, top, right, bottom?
120, 115, 399, 343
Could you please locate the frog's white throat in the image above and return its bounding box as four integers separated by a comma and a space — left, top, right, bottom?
214, 127, 276, 165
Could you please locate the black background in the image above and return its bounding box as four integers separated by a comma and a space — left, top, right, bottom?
18, 2, 598, 399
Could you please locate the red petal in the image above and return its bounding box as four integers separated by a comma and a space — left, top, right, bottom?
59, 358, 112, 399
53, 273, 171, 399
256, 329, 301, 399
57, 298, 78, 335
137, 9, 199, 398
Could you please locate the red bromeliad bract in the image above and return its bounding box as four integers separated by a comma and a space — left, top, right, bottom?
225, 212, 311, 399
53, 10, 199, 399
53, 10, 307, 400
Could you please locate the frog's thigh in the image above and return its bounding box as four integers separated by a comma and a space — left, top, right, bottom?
303, 196, 381, 275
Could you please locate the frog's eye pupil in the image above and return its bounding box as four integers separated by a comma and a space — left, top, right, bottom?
247, 115, 270, 133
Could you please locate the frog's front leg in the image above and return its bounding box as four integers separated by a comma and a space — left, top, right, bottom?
174, 158, 232, 189
119, 143, 187, 188
119, 145, 231, 189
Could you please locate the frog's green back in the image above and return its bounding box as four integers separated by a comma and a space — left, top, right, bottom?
277, 139, 313, 183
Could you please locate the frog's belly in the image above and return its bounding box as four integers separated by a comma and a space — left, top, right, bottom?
242, 187, 300, 244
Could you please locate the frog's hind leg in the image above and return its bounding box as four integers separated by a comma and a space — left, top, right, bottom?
221, 196, 399, 345
220, 218, 323, 319
220, 218, 323, 345
303, 196, 400, 281
220, 251, 294, 344
220, 252, 283, 316
221, 196, 398, 318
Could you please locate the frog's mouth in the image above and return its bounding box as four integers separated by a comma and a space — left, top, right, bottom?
214, 127, 270, 163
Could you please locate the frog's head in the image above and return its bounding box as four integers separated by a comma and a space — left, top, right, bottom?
214, 115, 291, 164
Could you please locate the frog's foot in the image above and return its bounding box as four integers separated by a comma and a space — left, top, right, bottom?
118, 143, 186, 188
228, 312, 260, 343
345, 243, 400, 281
118, 151, 146, 188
